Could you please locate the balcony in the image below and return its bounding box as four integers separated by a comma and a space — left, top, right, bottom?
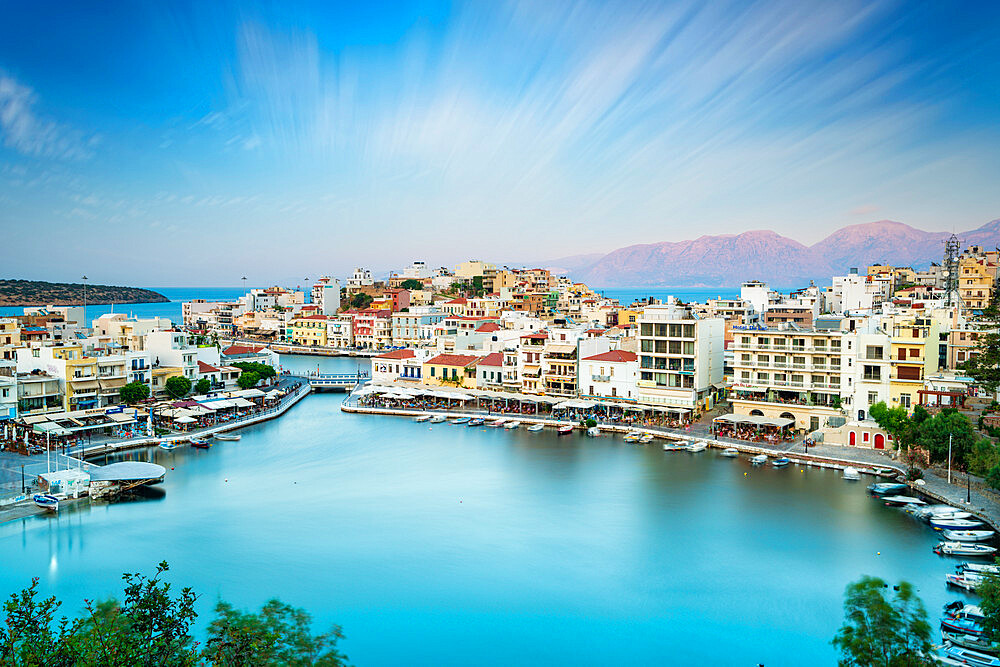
591, 374, 611, 382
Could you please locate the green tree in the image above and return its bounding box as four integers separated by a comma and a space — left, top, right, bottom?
164, 376, 192, 400
977, 564, 1000, 648
232, 362, 276, 383
916, 408, 977, 466
963, 289, 1000, 392
471, 275, 485, 296
400, 279, 422, 290
348, 293, 372, 310
195, 378, 212, 395
119, 381, 150, 405
831, 576, 933, 667
203, 599, 347, 667
237, 371, 260, 390
969, 438, 1000, 477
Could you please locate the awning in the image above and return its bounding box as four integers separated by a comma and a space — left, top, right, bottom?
713, 414, 794, 428
231, 398, 254, 408
98, 378, 127, 391
70, 379, 100, 390
544, 344, 577, 354
108, 412, 136, 423
21, 415, 50, 425
173, 415, 196, 424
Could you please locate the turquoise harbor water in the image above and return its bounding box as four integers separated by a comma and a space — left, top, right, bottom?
0, 355, 975, 665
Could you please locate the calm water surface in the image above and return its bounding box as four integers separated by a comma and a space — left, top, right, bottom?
0, 355, 972, 665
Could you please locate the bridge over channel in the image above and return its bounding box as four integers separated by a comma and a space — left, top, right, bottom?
303, 372, 368, 391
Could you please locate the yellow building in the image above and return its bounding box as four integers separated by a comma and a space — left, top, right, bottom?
617, 308, 641, 328
422, 353, 479, 389
0, 318, 20, 360
288, 315, 329, 347
151, 366, 184, 395
887, 314, 940, 411
958, 248, 998, 310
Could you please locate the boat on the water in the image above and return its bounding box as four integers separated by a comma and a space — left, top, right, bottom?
213, 433, 241, 441
942, 530, 997, 543
946, 572, 985, 592
623, 432, 641, 443
467, 418, 484, 427
504, 421, 519, 430
751, 454, 768, 466
868, 482, 908, 496
935, 642, 1000, 667
587, 426, 601, 437
190, 438, 212, 449
158, 441, 181, 450
430, 415, 446, 423
911, 504, 958, 518
940, 630, 998, 656
526, 423, 544, 432
931, 509, 975, 521
771, 457, 790, 468
721, 447, 739, 458
882, 495, 926, 506
843, 467, 860, 480
557, 425, 574, 436
961, 563, 1000, 575
937, 542, 999, 558
639, 434, 654, 444
662, 441, 687, 451
687, 441, 706, 452
32, 494, 59, 512
487, 419, 506, 427
932, 518, 985, 531
450, 417, 470, 425
414, 414, 432, 423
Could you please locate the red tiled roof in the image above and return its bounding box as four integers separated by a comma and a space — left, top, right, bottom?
426, 353, 480, 367
582, 350, 637, 363
585, 328, 606, 334
478, 352, 503, 367
475, 322, 501, 332
198, 360, 221, 373
376, 349, 416, 360
445, 298, 467, 305
298, 314, 329, 320
520, 332, 548, 339
223, 344, 264, 355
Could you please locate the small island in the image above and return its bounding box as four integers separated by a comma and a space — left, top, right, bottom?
0, 279, 170, 307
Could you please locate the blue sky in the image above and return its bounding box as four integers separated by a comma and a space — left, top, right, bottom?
2, 0, 999, 286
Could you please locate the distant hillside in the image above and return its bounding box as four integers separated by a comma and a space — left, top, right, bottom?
0, 280, 169, 307
546, 218, 1000, 288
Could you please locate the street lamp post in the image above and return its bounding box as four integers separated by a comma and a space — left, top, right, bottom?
81, 275, 88, 322
947, 433, 953, 484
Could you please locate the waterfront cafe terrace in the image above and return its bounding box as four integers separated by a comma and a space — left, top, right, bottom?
155, 388, 268, 432
354, 383, 697, 425
14, 407, 147, 451
712, 413, 796, 444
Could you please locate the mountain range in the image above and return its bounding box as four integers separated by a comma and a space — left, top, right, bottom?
543, 219, 1000, 288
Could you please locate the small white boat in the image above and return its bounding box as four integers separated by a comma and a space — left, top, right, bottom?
933, 518, 986, 531
158, 441, 181, 450
772, 457, 790, 468
429, 415, 446, 423
937, 542, 999, 557
868, 482, 908, 496
526, 423, 545, 432
946, 572, 985, 592
751, 454, 768, 466
557, 425, 574, 436
935, 642, 1000, 667
911, 504, 956, 518
686, 441, 706, 452
882, 495, 926, 506
843, 467, 860, 480
721, 447, 739, 458
662, 441, 687, 451
414, 414, 432, 423
450, 417, 470, 425
504, 421, 520, 430
587, 426, 601, 437
213, 433, 241, 441
940, 630, 998, 656
466, 418, 484, 427
32, 494, 59, 512
943, 530, 997, 543
932, 510, 975, 521
623, 432, 642, 443
487, 419, 506, 427
960, 563, 1000, 575
639, 434, 654, 444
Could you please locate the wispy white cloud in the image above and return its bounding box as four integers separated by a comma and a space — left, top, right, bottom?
0, 69, 95, 160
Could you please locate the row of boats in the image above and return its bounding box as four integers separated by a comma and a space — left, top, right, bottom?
936, 598, 1000, 664
158, 432, 242, 451
415, 414, 566, 434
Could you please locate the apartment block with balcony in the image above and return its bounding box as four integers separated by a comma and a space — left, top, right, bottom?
958, 246, 998, 310
730, 321, 849, 432
95, 354, 128, 407
887, 315, 940, 411
519, 332, 547, 394
16, 372, 62, 416
636, 304, 724, 417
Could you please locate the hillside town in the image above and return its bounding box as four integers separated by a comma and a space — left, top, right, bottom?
2, 236, 998, 458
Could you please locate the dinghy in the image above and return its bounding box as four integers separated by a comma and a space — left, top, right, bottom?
942, 530, 996, 543
504, 421, 520, 430
933, 518, 986, 531
450, 417, 469, 425
721, 447, 739, 458
750, 454, 768, 466
557, 425, 574, 436
430, 415, 446, 423
32, 494, 59, 512
414, 414, 432, 423
936, 542, 998, 558
586, 426, 601, 437
487, 419, 506, 427
686, 441, 706, 452
662, 441, 687, 451
466, 418, 484, 427
843, 467, 860, 480
946, 572, 985, 592
639, 434, 654, 444
882, 495, 926, 506
960, 563, 1000, 575
213, 433, 241, 441
935, 642, 1000, 667
930, 509, 974, 521
526, 423, 544, 432
158, 441, 181, 450
940, 630, 998, 656
867, 482, 908, 496
771, 457, 790, 468
190, 438, 212, 449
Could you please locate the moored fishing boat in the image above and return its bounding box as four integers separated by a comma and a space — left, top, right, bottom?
450, 417, 470, 425
213, 433, 241, 441
414, 414, 432, 423
946, 572, 985, 592
662, 441, 686, 451
504, 421, 519, 430
487, 419, 506, 427
936, 542, 998, 558
932, 518, 985, 531
32, 494, 59, 512
721, 447, 739, 458
961, 563, 1000, 575
526, 423, 544, 432
940, 630, 998, 656
930, 509, 975, 521
935, 641, 1000, 666
586, 426, 601, 437
942, 530, 996, 543
843, 467, 860, 480
771, 457, 790, 468
868, 482, 908, 496
467, 418, 484, 427
158, 441, 181, 450
686, 441, 706, 452
190, 438, 212, 449
639, 434, 654, 444
557, 425, 574, 436
623, 432, 641, 443
751, 454, 768, 466
429, 415, 446, 423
